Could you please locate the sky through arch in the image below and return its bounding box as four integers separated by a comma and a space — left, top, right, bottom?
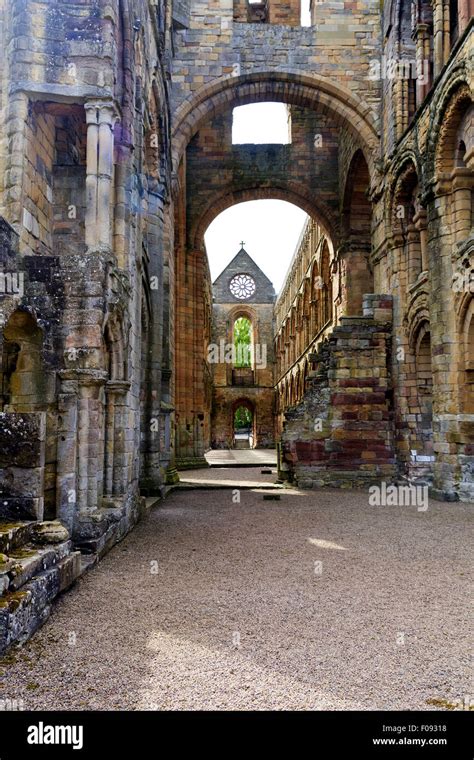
205, 200, 309, 294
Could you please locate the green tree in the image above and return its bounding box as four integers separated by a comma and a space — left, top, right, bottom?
233, 317, 252, 367
234, 406, 252, 430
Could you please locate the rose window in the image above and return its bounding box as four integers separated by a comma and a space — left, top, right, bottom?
229, 274, 256, 300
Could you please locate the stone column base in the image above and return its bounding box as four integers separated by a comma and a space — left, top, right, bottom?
165, 467, 180, 484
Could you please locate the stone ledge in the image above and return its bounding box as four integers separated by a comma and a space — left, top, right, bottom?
176, 456, 210, 470
0, 552, 81, 656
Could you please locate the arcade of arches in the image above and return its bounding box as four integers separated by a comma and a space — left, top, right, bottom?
0, 0, 472, 651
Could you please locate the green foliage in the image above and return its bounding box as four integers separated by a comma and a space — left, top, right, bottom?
234, 406, 252, 429
233, 317, 252, 367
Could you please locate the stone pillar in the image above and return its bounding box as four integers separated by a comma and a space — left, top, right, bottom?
85, 104, 99, 248
56, 371, 79, 533
77, 371, 107, 514
105, 380, 130, 496
442, 0, 451, 64
175, 245, 209, 469
84, 100, 119, 250
97, 105, 116, 247
415, 24, 431, 106
339, 246, 372, 316
303, 314, 310, 349
394, 78, 404, 141
451, 168, 474, 245
433, 0, 446, 78
400, 78, 410, 136
104, 383, 116, 497
284, 336, 290, 371
1, 93, 29, 225
414, 209, 428, 272
407, 223, 422, 285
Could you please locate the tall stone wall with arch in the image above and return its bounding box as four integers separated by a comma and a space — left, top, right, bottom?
0, 0, 472, 655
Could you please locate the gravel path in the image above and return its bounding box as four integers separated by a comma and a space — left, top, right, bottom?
205, 449, 277, 466
0, 488, 472, 711
178, 465, 278, 488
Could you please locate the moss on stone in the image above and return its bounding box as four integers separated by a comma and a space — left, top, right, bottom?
0, 590, 28, 611
9, 548, 36, 559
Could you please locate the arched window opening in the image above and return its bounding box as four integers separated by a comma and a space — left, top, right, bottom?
295, 368, 301, 402
341, 150, 373, 313
289, 375, 295, 406
232, 316, 254, 386
1, 311, 45, 411
463, 308, 474, 414
344, 150, 371, 241
415, 326, 433, 457
437, 95, 473, 246
456, 140, 467, 168
394, 163, 426, 283
1, 339, 20, 410
310, 266, 320, 339
233, 316, 252, 367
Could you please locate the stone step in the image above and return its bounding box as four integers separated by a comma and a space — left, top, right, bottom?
0, 522, 35, 554
6, 540, 73, 592
177, 482, 283, 491
0, 552, 82, 655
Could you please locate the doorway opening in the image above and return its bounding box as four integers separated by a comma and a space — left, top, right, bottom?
233, 402, 255, 449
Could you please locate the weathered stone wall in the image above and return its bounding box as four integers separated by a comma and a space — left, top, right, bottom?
0, 0, 176, 652
372, 18, 474, 499
281, 295, 396, 487
212, 387, 275, 448
171, 1, 381, 119
186, 106, 340, 248
0, 413, 46, 521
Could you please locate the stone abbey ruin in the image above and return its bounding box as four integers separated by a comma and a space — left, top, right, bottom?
0, 0, 472, 653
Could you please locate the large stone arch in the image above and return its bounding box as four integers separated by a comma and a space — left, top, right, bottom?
194, 185, 336, 251
391, 158, 421, 226
406, 292, 431, 352
428, 73, 473, 178
171, 71, 379, 176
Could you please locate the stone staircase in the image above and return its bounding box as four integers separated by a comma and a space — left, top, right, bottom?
0, 521, 81, 655
281, 295, 397, 489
